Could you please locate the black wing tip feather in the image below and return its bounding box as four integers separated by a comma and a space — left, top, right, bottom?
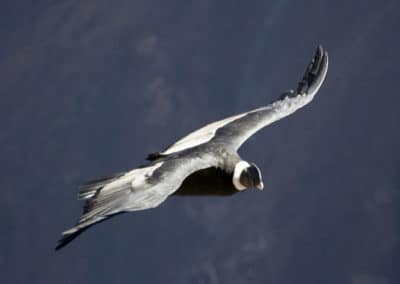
55, 212, 125, 251
295, 45, 328, 95
55, 229, 87, 251
279, 45, 328, 101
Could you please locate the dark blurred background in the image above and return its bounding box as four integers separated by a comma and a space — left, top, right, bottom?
1, 0, 399, 283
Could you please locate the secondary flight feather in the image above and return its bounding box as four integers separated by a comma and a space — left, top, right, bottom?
56, 46, 328, 250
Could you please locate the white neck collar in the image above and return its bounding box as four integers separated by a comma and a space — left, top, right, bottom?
232, 161, 250, 191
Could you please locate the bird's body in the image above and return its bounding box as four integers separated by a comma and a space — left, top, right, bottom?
56, 46, 329, 250
175, 166, 237, 196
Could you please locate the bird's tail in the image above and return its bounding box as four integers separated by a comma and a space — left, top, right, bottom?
55, 173, 128, 250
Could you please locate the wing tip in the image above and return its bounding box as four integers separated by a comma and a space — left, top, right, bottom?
55, 227, 82, 251
296, 45, 329, 96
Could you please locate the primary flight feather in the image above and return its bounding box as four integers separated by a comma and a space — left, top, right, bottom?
56, 46, 328, 250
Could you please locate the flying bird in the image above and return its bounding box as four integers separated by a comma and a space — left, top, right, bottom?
56, 46, 328, 250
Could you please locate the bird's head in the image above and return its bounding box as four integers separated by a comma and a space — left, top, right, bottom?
232, 161, 264, 191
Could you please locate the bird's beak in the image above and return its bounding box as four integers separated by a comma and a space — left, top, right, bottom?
256, 182, 264, 191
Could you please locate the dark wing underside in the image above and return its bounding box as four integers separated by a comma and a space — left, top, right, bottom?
173, 167, 237, 196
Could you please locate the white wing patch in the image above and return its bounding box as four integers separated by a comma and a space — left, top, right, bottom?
160, 112, 247, 155
232, 93, 316, 149
129, 161, 164, 189
264, 93, 314, 126
98, 162, 164, 196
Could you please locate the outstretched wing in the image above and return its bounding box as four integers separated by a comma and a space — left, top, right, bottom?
56, 152, 220, 250
211, 46, 328, 150
149, 46, 328, 158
